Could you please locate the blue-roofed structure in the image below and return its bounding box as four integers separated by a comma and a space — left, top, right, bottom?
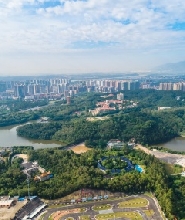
98, 156, 135, 174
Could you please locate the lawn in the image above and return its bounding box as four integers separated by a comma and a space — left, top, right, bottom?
96, 211, 143, 220
80, 215, 91, 220
93, 204, 112, 211
144, 209, 154, 216
38, 213, 46, 220
118, 198, 148, 208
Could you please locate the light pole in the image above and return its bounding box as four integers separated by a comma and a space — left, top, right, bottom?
27, 172, 30, 200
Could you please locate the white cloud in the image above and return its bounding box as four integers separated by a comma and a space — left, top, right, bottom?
0, 0, 185, 74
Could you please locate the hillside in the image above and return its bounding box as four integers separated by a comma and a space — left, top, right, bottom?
153, 61, 185, 74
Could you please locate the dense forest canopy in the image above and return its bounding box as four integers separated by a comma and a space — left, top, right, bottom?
1, 90, 185, 127
17, 109, 185, 147
1, 147, 184, 219
17, 122, 62, 140
1, 91, 185, 219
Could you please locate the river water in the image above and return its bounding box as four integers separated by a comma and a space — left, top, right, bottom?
155, 137, 185, 152
1, 124, 185, 151
0, 124, 62, 149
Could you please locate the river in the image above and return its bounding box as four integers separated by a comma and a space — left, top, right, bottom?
1, 124, 185, 151
0, 124, 62, 149
155, 137, 185, 152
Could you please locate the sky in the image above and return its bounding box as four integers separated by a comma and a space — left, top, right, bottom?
0, 0, 185, 75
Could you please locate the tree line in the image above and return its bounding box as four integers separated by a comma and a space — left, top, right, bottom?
17, 109, 185, 147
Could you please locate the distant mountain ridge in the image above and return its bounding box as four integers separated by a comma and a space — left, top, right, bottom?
153, 61, 185, 74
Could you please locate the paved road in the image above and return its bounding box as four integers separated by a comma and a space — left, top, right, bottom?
42, 195, 162, 220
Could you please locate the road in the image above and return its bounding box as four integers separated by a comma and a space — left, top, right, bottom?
42, 195, 163, 220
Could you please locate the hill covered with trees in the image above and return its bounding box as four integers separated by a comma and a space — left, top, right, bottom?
15, 90, 185, 148
1, 146, 185, 219
17, 108, 185, 147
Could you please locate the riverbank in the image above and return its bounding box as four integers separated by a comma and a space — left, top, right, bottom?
0, 124, 62, 149
135, 144, 185, 168
154, 136, 185, 151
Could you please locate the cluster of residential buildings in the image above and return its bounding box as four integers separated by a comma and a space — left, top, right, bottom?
159, 82, 185, 91
21, 160, 53, 182
89, 93, 138, 116
0, 78, 141, 100
1, 76, 185, 101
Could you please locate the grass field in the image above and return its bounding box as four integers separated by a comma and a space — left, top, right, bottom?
144, 209, 154, 216
96, 211, 143, 220
118, 198, 148, 208
38, 212, 46, 220
93, 204, 112, 211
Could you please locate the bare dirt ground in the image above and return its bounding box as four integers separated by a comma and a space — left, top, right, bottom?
15, 154, 28, 162
0, 201, 27, 220
135, 144, 185, 167
71, 143, 91, 154
52, 208, 80, 220
86, 117, 109, 121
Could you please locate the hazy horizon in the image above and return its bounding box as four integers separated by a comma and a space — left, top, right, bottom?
0, 0, 185, 76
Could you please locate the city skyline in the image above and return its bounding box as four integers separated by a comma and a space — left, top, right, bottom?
0, 0, 185, 75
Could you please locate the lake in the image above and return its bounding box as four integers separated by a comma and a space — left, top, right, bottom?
156, 137, 185, 152
0, 124, 62, 149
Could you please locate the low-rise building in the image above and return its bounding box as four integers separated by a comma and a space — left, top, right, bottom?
107, 139, 125, 149
34, 172, 53, 182
158, 107, 171, 110
0, 199, 16, 208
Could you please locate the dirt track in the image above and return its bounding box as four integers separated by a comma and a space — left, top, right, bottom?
135, 145, 185, 167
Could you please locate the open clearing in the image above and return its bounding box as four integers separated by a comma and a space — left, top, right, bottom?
14, 154, 28, 162
97, 211, 143, 220
118, 198, 148, 208
93, 204, 112, 211
135, 144, 185, 168
144, 210, 155, 216
71, 143, 91, 154
51, 208, 80, 220
0, 201, 27, 220
86, 117, 109, 121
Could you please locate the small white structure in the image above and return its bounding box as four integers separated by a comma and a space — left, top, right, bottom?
0, 200, 16, 208
158, 107, 171, 110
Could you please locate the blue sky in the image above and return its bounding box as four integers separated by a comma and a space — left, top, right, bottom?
0, 0, 185, 75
